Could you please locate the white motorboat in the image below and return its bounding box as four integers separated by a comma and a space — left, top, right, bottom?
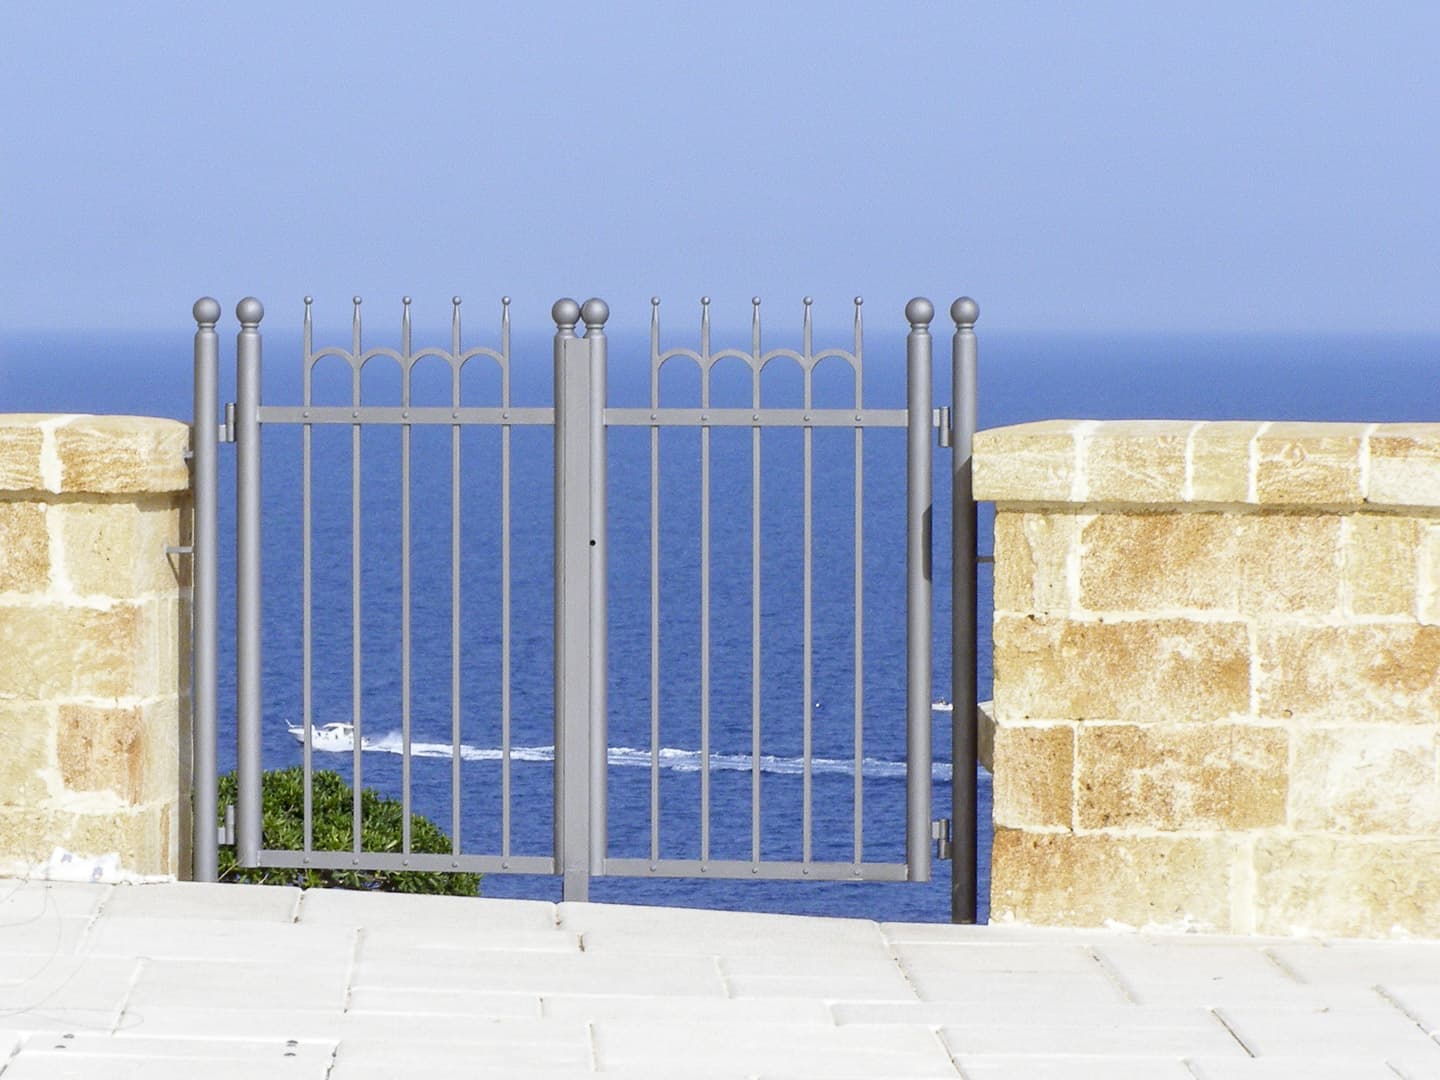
931, 700, 954, 712
287, 722, 355, 753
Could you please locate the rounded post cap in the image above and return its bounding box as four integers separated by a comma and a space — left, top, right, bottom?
905, 297, 934, 328
580, 297, 609, 329
192, 297, 221, 325
552, 298, 580, 327
236, 297, 265, 325
950, 296, 979, 326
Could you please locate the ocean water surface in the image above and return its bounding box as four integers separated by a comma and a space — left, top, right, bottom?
3, 317, 1434, 923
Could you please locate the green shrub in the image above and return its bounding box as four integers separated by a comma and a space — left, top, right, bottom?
217, 766, 480, 896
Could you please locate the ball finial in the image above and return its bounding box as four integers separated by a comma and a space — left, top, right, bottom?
580, 297, 609, 329
905, 297, 934, 327
552, 298, 580, 327
950, 297, 979, 327
192, 297, 221, 325
236, 297, 265, 326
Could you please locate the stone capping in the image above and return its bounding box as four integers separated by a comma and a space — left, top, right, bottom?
973, 420, 1440, 511
0, 414, 190, 496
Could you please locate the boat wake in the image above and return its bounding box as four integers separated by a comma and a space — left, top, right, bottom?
287, 723, 956, 781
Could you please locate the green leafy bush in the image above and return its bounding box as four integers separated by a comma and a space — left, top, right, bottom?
217, 766, 480, 896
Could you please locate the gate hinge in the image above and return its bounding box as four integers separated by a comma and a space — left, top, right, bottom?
932, 818, 952, 861
218, 803, 236, 846
935, 406, 952, 448
220, 403, 237, 444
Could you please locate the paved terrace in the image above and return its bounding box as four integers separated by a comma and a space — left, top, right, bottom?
1, 880, 1438, 1078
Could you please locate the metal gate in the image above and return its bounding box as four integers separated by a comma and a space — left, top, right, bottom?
189, 293, 980, 921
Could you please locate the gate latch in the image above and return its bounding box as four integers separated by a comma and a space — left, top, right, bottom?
217, 803, 235, 847
936, 406, 952, 448
932, 818, 952, 861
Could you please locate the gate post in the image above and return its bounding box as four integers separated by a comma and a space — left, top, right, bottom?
191, 299, 221, 882
950, 297, 980, 923
904, 299, 934, 884
234, 297, 264, 868
553, 297, 607, 902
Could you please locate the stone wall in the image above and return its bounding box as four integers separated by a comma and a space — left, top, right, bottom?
974, 419, 1440, 938
0, 415, 191, 878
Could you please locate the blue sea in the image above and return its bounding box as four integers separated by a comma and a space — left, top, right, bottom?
3, 316, 1435, 924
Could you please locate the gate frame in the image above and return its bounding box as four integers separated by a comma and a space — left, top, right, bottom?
190, 294, 980, 921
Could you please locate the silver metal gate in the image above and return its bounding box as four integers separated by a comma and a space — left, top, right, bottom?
189, 293, 980, 920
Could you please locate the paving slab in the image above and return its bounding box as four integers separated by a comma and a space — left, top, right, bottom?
1213, 1004, 1440, 1061
1093, 940, 1385, 1008
591, 1018, 957, 1076
96, 881, 301, 922
298, 888, 557, 932
81, 915, 357, 964
952, 1058, 1194, 1079
124, 956, 351, 1012
938, 1009, 1245, 1058
1186, 1058, 1413, 1079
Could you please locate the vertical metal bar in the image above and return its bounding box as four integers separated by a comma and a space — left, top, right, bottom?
851, 297, 864, 867
500, 297, 513, 860
649, 299, 661, 864
234, 297, 265, 868
699, 297, 712, 864
904, 298, 934, 884
190, 298, 220, 882
801, 298, 814, 865
450, 298, 462, 853
950, 297, 981, 922
400, 298, 413, 854
749, 297, 762, 865
302, 299, 315, 852
552, 298, 590, 900
584, 299, 609, 875
350, 297, 364, 853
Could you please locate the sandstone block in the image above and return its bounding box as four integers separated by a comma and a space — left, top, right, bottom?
0, 596, 181, 701
52, 416, 189, 495
1078, 511, 1340, 615
1253, 423, 1363, 506
1075, 723, 1288, 830
1253, 835, 1440, 938
0, 602, 143, 699
1344, 514, 1422, 617
0, 703, 56, 807
1082, 421, 1191, 504
972, 421, 1080, 504
1290, 728, 1440, 835
993, 511, 1076, 614
0, 500, 50, 593
0, 801, 174, 877
1188, 421, 1262, 504
56, 699, 181, 807
57, 496, 186, 598
1420, 523, 1440, 626
1368, 425, 1440, 509
992, 615, 1250, 723
1256, 623, 1440, 725
989, 828, 1234, 931
991, 723, 1073, 828
0, 420, 46, 491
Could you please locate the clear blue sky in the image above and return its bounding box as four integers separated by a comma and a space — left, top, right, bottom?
3, 1, 1436, 335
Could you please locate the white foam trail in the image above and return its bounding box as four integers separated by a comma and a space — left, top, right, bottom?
290, 727, 954, 781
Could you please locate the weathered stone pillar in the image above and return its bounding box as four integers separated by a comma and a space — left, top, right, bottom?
975, 420, 1440, 938
0, 415, 191, 878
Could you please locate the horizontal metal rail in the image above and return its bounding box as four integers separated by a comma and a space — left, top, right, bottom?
603, 857, 910, 882
605, 407, 910, 427
255, 851, 556, 875
258, 405, 553, 426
